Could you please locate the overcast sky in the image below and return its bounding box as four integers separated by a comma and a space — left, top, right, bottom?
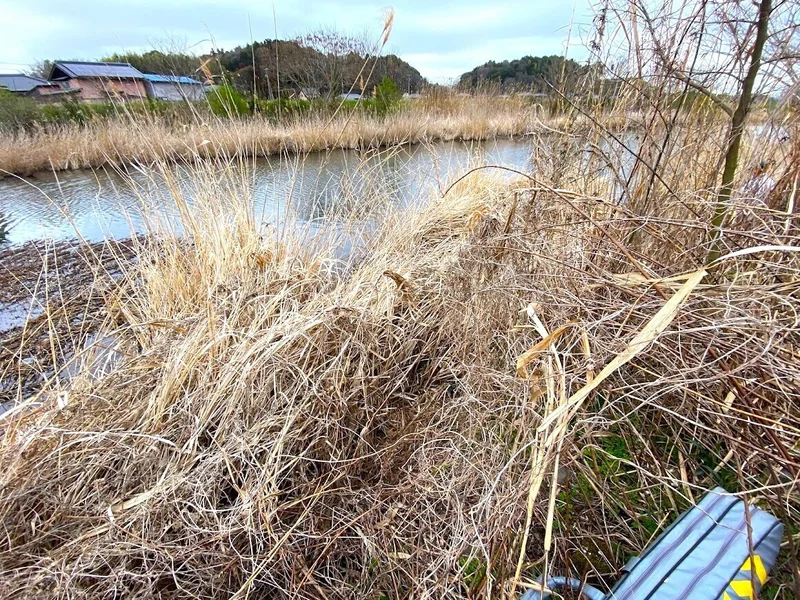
0, 0, 593, 83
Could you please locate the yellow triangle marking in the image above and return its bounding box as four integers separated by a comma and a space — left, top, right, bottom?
723, 593, 732, 600
742, 555, 768, 584
731, 579, 755, 599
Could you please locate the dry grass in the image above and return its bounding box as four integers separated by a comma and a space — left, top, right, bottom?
0, 82, 799, 599
0, 94, 639, 179
0, 96, 543, 178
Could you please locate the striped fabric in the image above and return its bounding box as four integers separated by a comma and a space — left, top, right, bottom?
520, 488, 783, 600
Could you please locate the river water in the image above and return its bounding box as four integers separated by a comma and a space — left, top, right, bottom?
0, 139, 535, 246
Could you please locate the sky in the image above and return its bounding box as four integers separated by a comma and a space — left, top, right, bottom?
0, 0, 593, 83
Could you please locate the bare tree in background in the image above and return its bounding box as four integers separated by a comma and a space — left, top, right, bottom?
295, 28, 370, 99
148, 35, 206, 77
28, 60, 53, 79
591, 0, 798, 248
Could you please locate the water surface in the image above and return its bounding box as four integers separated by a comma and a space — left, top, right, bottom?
0, 139, 535, 246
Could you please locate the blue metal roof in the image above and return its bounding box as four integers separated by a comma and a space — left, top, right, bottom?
51, 61, 144, 79
143, 74, 203, 85
0, 74, 52, 92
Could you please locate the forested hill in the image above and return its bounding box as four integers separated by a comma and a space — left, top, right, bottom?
459, 55, 589, 91
103, 37, 426, 99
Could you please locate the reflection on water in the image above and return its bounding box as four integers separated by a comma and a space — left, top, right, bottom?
0, 140, 534, 246
0, 212, 9, 245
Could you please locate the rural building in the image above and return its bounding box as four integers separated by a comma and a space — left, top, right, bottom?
338, 93, 362, 101
47, 61, 147, 102
297, 88, 320, 101
142, 74, 206, 102
0, 74, 66, 102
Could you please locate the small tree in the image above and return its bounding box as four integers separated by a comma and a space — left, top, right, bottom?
374, 76, 400, 115
0, 89, 41, 131
708, 0, 774, 260
598, 0, 798, 259
206, 85, 250, 117
295, 28, 369, 100
29, 59, 53, 79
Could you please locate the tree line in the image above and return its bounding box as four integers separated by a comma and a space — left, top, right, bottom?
101, 33, 426, 102
459, 55, 591, 92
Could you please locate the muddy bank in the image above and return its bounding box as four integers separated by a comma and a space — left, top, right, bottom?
0, 239, 137, 409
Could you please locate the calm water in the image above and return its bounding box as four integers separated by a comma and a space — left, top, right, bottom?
0, 139, 535, 246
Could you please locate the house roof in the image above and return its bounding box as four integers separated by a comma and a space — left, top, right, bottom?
142, 74, 203, 85
50, 61, 145, 80
0, 74, 53, 92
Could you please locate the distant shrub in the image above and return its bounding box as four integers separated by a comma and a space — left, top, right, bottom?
253, 95, 407, 120
338, 99, 361, 112
125, 99, 172, 120
373, 76, 401, 116
39, 99, 173, 126
0, 89, 41, 131
206, 86, 250, 117
40, 99, 90, 125
256, 98, 314, 121
327, 78, 402, 117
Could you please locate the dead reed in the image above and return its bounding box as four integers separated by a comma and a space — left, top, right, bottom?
0, 96, 546, 179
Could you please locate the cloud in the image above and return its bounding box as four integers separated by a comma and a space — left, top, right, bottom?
407, 5, 514, 31
404, 35, 588, 83
0, 0, 593, 82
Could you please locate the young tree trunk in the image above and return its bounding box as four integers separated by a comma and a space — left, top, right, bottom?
707, 0, 773, 262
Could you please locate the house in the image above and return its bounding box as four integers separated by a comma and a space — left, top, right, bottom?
142, 74, 206, 102
297, 88, 319, 101
0, 74, 66, 102
0, 74, 53, 93
289, 88, 319, 101
338, 93, 362, 101
48, 61, 147, 103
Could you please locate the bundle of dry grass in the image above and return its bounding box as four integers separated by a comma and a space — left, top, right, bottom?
0, 172, 527, 598
1, 137, 799, 599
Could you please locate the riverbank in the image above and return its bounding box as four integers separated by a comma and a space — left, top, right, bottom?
0, 97, 524, 177
0, 238, 137, 406
0, 97, 634, 179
